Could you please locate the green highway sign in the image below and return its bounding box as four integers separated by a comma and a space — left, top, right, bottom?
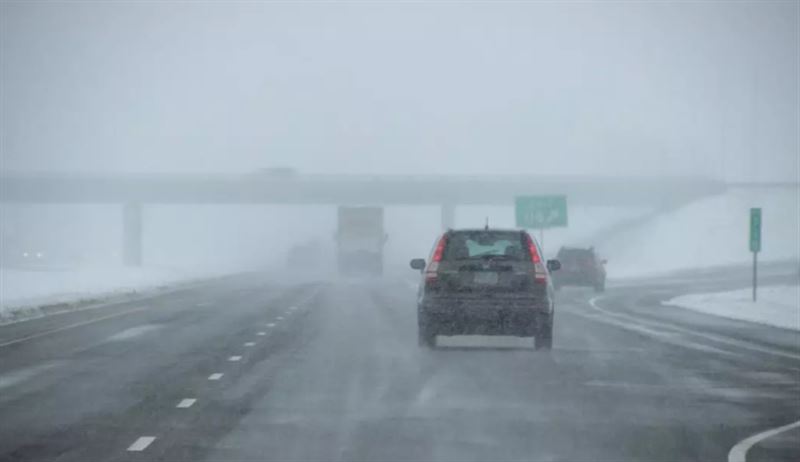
749, 208, 762, 253
515, 195, 568, 229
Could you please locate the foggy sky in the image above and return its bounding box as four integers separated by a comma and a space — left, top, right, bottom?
2, 1, 798, 181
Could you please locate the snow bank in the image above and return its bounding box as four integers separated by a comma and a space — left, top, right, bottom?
666, 285, 800, 331
601, 188, 800, 278
0, 266, 220, 322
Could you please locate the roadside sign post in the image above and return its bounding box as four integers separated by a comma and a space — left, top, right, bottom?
752, 251, 758, 302
749, 208, 762, 302
515, 195, 568, 252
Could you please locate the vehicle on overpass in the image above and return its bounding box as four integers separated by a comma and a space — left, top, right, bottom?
552, 246, 607, 292
250, 167, 298, 179
410, 228, 561, 350
335, 206, 387, 276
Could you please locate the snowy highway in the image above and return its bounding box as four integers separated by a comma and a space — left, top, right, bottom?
3, 1, 798, 460
0, 266, 797, 462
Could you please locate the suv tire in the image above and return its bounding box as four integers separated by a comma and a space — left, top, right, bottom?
535, 315, 553, 351
418, 314, 436, 348
418, 327, 436, 348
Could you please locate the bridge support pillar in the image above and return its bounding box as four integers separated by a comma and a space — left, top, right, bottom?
123, 203, 142, 267
441, 204, 455, 231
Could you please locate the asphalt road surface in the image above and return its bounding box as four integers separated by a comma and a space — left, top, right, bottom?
0, 265, 798, 462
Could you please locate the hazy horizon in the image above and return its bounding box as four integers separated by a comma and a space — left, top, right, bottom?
2, 1, 798, 182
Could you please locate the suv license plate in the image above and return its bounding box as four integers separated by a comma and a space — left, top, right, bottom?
474, 272, 498, 285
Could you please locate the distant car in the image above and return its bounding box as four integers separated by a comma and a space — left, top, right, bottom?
552, 247, 606, 292
410, 228, 561, 351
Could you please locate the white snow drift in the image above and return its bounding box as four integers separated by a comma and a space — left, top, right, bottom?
602, 188, 799, 278
666, 285, 800, 331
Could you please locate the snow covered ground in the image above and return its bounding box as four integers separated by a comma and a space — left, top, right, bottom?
0, 266, 222, 323
666, 285, 800, 331
601, 188, 800, 278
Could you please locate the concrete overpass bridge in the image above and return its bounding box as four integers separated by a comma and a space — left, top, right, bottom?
1, 172, 726, 265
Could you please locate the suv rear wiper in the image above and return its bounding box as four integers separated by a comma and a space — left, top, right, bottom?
470, 254, 515, 260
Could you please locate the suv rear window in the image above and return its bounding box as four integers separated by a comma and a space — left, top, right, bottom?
442, 231, 527, 261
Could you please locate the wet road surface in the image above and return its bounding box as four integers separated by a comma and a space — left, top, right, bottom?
0, 267, 798, 461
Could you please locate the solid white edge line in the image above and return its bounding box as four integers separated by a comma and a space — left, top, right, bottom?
176, 398, 196, 408
1, 279, 322, 345
208, 373, 223, 380
0, 306, 150, 348
0, 280, 207, 328
1, 273, 227, 328
728, 420, 800, 462
588, 296, 800, 361
228, 355, 242, 361
127, 436, 156, 451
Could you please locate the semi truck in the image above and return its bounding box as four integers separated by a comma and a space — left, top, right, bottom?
336, 206, 386, 276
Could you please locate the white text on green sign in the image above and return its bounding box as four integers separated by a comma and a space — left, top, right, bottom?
515, 196, 568, 229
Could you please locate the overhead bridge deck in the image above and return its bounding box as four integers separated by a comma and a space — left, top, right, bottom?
0, 172, 733, 266
0, 173, 726, 207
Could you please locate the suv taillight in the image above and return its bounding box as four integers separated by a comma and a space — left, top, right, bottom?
425, 234, 448, 282
524, 233, 548, 284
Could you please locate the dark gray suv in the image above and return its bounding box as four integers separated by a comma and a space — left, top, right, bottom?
410, 228, 560, 351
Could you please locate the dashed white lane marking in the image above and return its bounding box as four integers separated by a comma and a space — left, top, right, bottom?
196, 302, 211, 307
127, 436, 156, 451
728, 419, 800, 462
288, 306, 297, 311
0, 306, 150, 348
228, 355, 242, 362
257, 331, 266, 336
208, 373, 223, 380
276, 316, 284, 320
244, 342, 256, 347
266, 323, 276, 327
176, 398, 196, 408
